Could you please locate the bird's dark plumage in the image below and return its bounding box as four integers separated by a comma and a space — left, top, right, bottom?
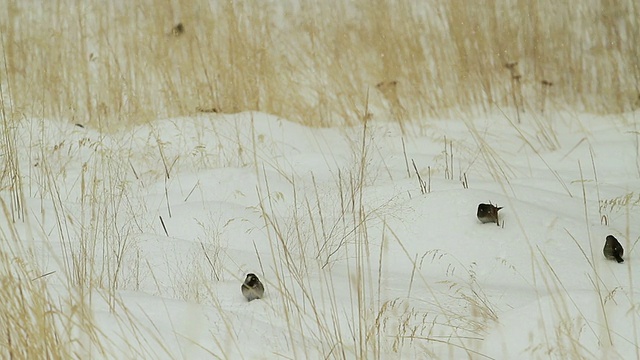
477, 203, 503, 226
171, 23, 185, 36
241, 273, 264, 301
603, 235, 624, 263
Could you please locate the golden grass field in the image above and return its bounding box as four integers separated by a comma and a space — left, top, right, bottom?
2, 0, 638, 130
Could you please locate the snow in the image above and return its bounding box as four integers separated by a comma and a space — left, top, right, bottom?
4, 109, 640, 358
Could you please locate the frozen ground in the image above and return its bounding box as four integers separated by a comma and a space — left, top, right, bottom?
3, 109, 640, 359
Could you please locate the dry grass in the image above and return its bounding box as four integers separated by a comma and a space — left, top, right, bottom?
0, 251, 78, 359
1, 0, 638, 130
249, 116, 502, 358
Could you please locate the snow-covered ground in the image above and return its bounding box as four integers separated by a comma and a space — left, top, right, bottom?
3, 109, 640, 358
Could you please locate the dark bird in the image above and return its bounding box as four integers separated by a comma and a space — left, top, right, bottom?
171, 23, 185, 36
241, 273, 264, 301
477, 203, 503, 226
603, 235, 624, 263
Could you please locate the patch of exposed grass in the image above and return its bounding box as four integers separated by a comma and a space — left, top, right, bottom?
1, 0, 638, 130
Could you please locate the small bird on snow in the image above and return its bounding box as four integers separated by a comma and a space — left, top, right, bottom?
477, 203, 503, 226
241, 273, 265, 301
603, 235, 624, 263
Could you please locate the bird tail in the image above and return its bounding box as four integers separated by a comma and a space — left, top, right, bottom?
615, 254, 624, 263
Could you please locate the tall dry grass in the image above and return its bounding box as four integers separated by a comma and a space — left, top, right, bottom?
1, 0, 638, 130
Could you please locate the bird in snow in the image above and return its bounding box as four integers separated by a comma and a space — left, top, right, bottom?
241, 273, 265, 301
477, 203, 503, 226
603, 235, 624, 263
